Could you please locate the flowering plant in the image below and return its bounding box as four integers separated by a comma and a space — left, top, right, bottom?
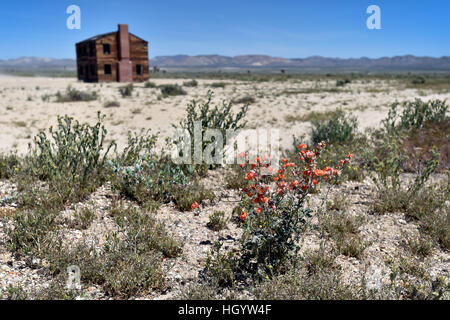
235, 142, 352, 277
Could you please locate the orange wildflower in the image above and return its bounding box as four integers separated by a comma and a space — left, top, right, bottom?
191, 202, 199, 210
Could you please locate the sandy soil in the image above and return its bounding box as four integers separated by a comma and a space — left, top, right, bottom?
1, 75, 449, 155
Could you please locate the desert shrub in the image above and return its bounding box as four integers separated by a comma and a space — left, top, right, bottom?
225, 167, 248, 190
370, 139, 439, 214
253, 254, 361, 300
104, 100, 120, 108
25, 112, 115, 185
411, 76, 426, 85
173, 183, 215, 211
2, 285, 29, 300
173, 91, 249, 170
19, 113, 116, 210
55, 86, 97, 102
0, 153, 20, 179
110, 155, 192, 205
144, 81, 157, 88
210, 82, 227, 88
232, 96, 256, 105
310, 109, 358, 145
110, 135, 196, 206
116, 129, 158, 166
160, 84, 186, 97
7, 209, 57, 257
41, 207, 181, 299
41, 94, 51, 102
399, 118, 449, 172
235, 143, 352, 278
202, 241, 236, 287
382, 99, 448, 135
207, 211, 228, 231
406, 182, 449, 250
336, 79, 351, 87
183, 79, 198, 87
403, 234, 434, 258
68, 207, 96, 230
119, 84, 134, 97
319, 212, 367, 258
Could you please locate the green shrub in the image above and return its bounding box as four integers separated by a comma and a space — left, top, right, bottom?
42, 207, 180, 299
411, 76, 426, 85
160, 84, 186, 97
104, 100, 120, 108
144, 81, 157, 88
116, 129, 158, 166
310, 109, 358, 145
55, 86, 97, 102
183, 79, 198, 87
119, 84, 134, 97
110, 136, 195, 205
370, 139, 439, 214
26, 112, 115, 186
202, 241, 236, 287
210, 82, 227, 88
173, 183, 215, 211
207, 211, 228, 231
174, 91, 249, 169
0, 153, 20, 179
20, 113, 116, 210
232, 96, 256, 105
7, 209, 57, 257
382, 99, 448, 135
336, 79, 351, 87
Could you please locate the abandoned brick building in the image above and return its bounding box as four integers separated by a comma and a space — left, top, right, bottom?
76, 24, 149, 82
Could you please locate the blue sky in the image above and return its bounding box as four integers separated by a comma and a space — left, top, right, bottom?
0, 0, 449, 59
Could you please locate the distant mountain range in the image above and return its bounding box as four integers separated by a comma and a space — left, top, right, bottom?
1, 55, 450, 72
149, 55, 450, 71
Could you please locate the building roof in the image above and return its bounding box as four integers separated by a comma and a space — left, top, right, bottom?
76, 31, 148, 44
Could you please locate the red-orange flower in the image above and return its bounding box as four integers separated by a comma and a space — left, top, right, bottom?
297, 144, 307, 149
191, 202, 199, 210
314, 169, 325, 176
255, 207, 262, 214
240, 211, 248, 220
245, 171, 255, 180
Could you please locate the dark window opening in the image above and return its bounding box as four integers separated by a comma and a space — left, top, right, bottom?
136, 64, 144, 75
103, 44, 111, 55
79, 66, 83, 76
104, 64, 112, 75
89, 42, 95, 56
90, 65, 96, 76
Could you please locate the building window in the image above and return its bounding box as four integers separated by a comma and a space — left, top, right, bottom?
79, 66, 83, 76
90, 65, 96, 76
136, 64, 144, 75
104, 64, 112, 75
103, 44, 111, 55
89, 42, 95, 56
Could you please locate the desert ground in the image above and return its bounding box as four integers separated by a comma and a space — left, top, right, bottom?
1, 74, 448, 154
0, 73, 449, 300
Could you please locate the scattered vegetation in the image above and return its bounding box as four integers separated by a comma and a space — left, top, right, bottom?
55, 86, 98, 102
183, 79, 198, 87
159, 84, 186, 97
119, 84, 134, 97
207, 211, 228, 231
